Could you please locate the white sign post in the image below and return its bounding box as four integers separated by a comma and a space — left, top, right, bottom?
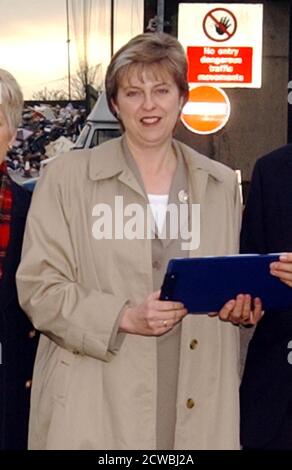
178, 3, 263, 88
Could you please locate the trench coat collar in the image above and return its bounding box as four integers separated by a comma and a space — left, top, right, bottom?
172, 140, 226, 205
88, 136, 225, 201
89, 137, 129, 181
88, 136, 146, 198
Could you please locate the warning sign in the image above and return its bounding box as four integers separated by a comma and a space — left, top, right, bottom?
203, 8, 237, 42
178, 3, 263, 88
187, 46, 253, 84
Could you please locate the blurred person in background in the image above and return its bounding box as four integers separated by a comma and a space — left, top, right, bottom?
240, 144, 292, 449
0, 69, 38, 449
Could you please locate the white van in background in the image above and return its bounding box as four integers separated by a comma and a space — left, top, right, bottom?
74, 92, 121, 149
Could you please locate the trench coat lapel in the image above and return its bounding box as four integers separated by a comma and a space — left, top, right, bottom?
88, 137, 145, 199
173, 141, 223, 207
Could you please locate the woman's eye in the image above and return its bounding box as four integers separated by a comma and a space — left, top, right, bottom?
156, 88, 169, 95
126, 90, 139, 97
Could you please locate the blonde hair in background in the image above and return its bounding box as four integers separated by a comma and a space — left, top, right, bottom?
0, 68, 23, 132
105, 32, 189, 118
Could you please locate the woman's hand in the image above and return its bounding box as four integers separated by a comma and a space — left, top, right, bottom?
212, 294, 263, 326
119, 290, 188, 336
270, 253, 292, 287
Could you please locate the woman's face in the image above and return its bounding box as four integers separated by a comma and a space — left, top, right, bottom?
0, 105, 13, 164
112, 65, 184, 149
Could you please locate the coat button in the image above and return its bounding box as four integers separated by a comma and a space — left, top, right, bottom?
25, 380, 32, 389
190, 339, 198, 350
152, 260, 162, 270
186, 398, 195, 409
28, 329, 36, 339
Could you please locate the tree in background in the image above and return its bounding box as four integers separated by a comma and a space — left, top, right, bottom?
32, 87, 68, 101
70, 63, 102, 100
32, 63, 102, 101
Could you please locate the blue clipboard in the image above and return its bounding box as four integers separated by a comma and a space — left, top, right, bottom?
160, 254, 292, 313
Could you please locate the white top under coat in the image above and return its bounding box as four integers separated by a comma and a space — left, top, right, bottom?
147, 193, 169, 235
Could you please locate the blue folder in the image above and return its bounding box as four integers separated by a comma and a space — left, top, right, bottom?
160, 254, 292, 313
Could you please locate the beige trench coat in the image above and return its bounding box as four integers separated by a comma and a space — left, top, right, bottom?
17, 137, 241, 450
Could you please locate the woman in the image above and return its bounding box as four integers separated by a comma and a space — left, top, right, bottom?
17, 33, 262, 450
0, 69, 38, 449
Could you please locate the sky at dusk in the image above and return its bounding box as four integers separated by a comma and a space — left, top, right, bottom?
0, 0, 143, 99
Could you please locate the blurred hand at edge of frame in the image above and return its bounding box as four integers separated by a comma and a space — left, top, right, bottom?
209, 294, 263, 326
270, 252, 292, 288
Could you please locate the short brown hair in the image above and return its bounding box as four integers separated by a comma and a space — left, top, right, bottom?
105, 32, 189, 117
0, 68, 23, 131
